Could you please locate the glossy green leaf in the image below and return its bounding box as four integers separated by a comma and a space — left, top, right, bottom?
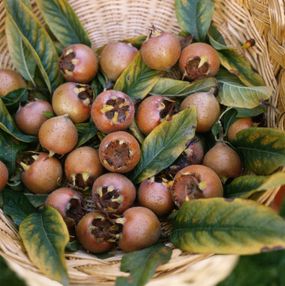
114, 53, 161, 101
218, 80, 272, 109
116, 244, 172, 286
233, 127, 285, 175
170, 198, 285, 254
5, 16, 36, 85
5, 0, 63, 92
131, 108, 197, 183
175, 0, 214, 41
225, 172, 285, 199
2, 88, 28, 110
208, 25, 265, 86
0, 98, 35, 143
0, 130, 28, 174
2, 188, 36, 226
150, 77, 217, 97
0, 256, 27, 286
235, 106, 266, 118
19, 207, 69, 286
35, 0, 91, 47
24, 193, 48, 208
76, 121, 97, 147
129, 121, 145, 144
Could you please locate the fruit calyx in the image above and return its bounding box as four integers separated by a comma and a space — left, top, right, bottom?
74, 84, 93, 106
59, 49, 76, 76
184, 56, 209, 80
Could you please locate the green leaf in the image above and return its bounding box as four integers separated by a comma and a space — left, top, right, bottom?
19, 207, 69, 286
235, 106, 266, 118
5, 0, 63, 92
24, 193, 48, 208
116, 244, 172, 286
131, 108, 197, 183
218, 80, 272, 109
150, 77, 217, 97
0, 130, 28, 174
170, 198, 285, 255
233, 127, 285, 175
122, 35, 147, 49
114, 53, 161, 101
35, 0, 91, 47
129, 121, 145, 144
218, 250, 285, 286
208, 25, 265, 87
175, 0, 214, 41
2, 88, 29, 110
5, 16, 36, 85
2, 188, 36, 226
0, 98, 35, 143
0, 256, 27, 286
76, 121, 97, 147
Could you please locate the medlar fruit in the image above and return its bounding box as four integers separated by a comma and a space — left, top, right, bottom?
203, 142, 242, 179
0, 161, 8, 192
100, 42, 138, 81
20, 153, 63, 194
38, 115, 78, 155
15, 100, 53, 135
52, 82, 93, 123
92, 173, 136, 214
99, 131, 141, 173
59, 44, 98, 83
172, 164, 223, 207
179, 43, 220, 80
228, 117, 253, 141
141, 32, 181, 71
91, 90, 135, 133
0, 69, 26, 97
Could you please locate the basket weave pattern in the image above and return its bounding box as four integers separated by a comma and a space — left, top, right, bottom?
0, 0, 284, 285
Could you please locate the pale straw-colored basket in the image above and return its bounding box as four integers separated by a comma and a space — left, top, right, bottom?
0, 0, 284, 285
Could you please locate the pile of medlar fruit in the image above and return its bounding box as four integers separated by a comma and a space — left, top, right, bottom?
0, 31, 256, 254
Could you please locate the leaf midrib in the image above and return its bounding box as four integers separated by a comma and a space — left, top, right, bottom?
237, 146, 285, 156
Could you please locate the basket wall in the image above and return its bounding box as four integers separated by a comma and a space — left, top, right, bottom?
0, 0, 284, 285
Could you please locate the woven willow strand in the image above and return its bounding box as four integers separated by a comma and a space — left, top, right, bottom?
0, 0, 283, 285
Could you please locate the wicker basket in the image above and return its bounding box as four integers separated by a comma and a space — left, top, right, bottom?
0, 0, 284, 285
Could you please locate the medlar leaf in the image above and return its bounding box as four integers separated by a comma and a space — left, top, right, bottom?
175, 0, 214, 41
131, 107, 197, 183
225, 172, 285, 199
4, 0, 63, 93
2, 188, 36, 226
116, 244, 172, 286
122, 35, 147, 49
35, 0, 91, 47
76, 120, 97, 147
170, 198, 285, 254
150, 77, 218, 97
114, 53, 161, 101
208, 24, 265, 87
1, 88, 28, 111
232, 127, 285, 175
19, 207, 69, 286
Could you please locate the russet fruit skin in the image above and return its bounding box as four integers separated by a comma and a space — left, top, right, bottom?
65, 147, 103, 188
76, 212, 115, 253
52, 82, 92, 123
15, 100, 53, 135
59, 44, 98, 83
99, 131, 141, 173
228, 117, 253, 141
91, 90, 135, 134
179, 43, 220, 80
138, 178, 174, 216
203, 142, 242, 179
92, 173, 136, 214
180, 92, 220, 132
136, 95, 175, 135
172, 164, 223, 207
45, 187, 83, 228
119, 207, 161, 252
100, 42, 138, 81
21, 153, 63, 194
141, 32, 181, 71
38, 115, 78, 155
0, 69, 26, 97
0, 161, 8, 192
